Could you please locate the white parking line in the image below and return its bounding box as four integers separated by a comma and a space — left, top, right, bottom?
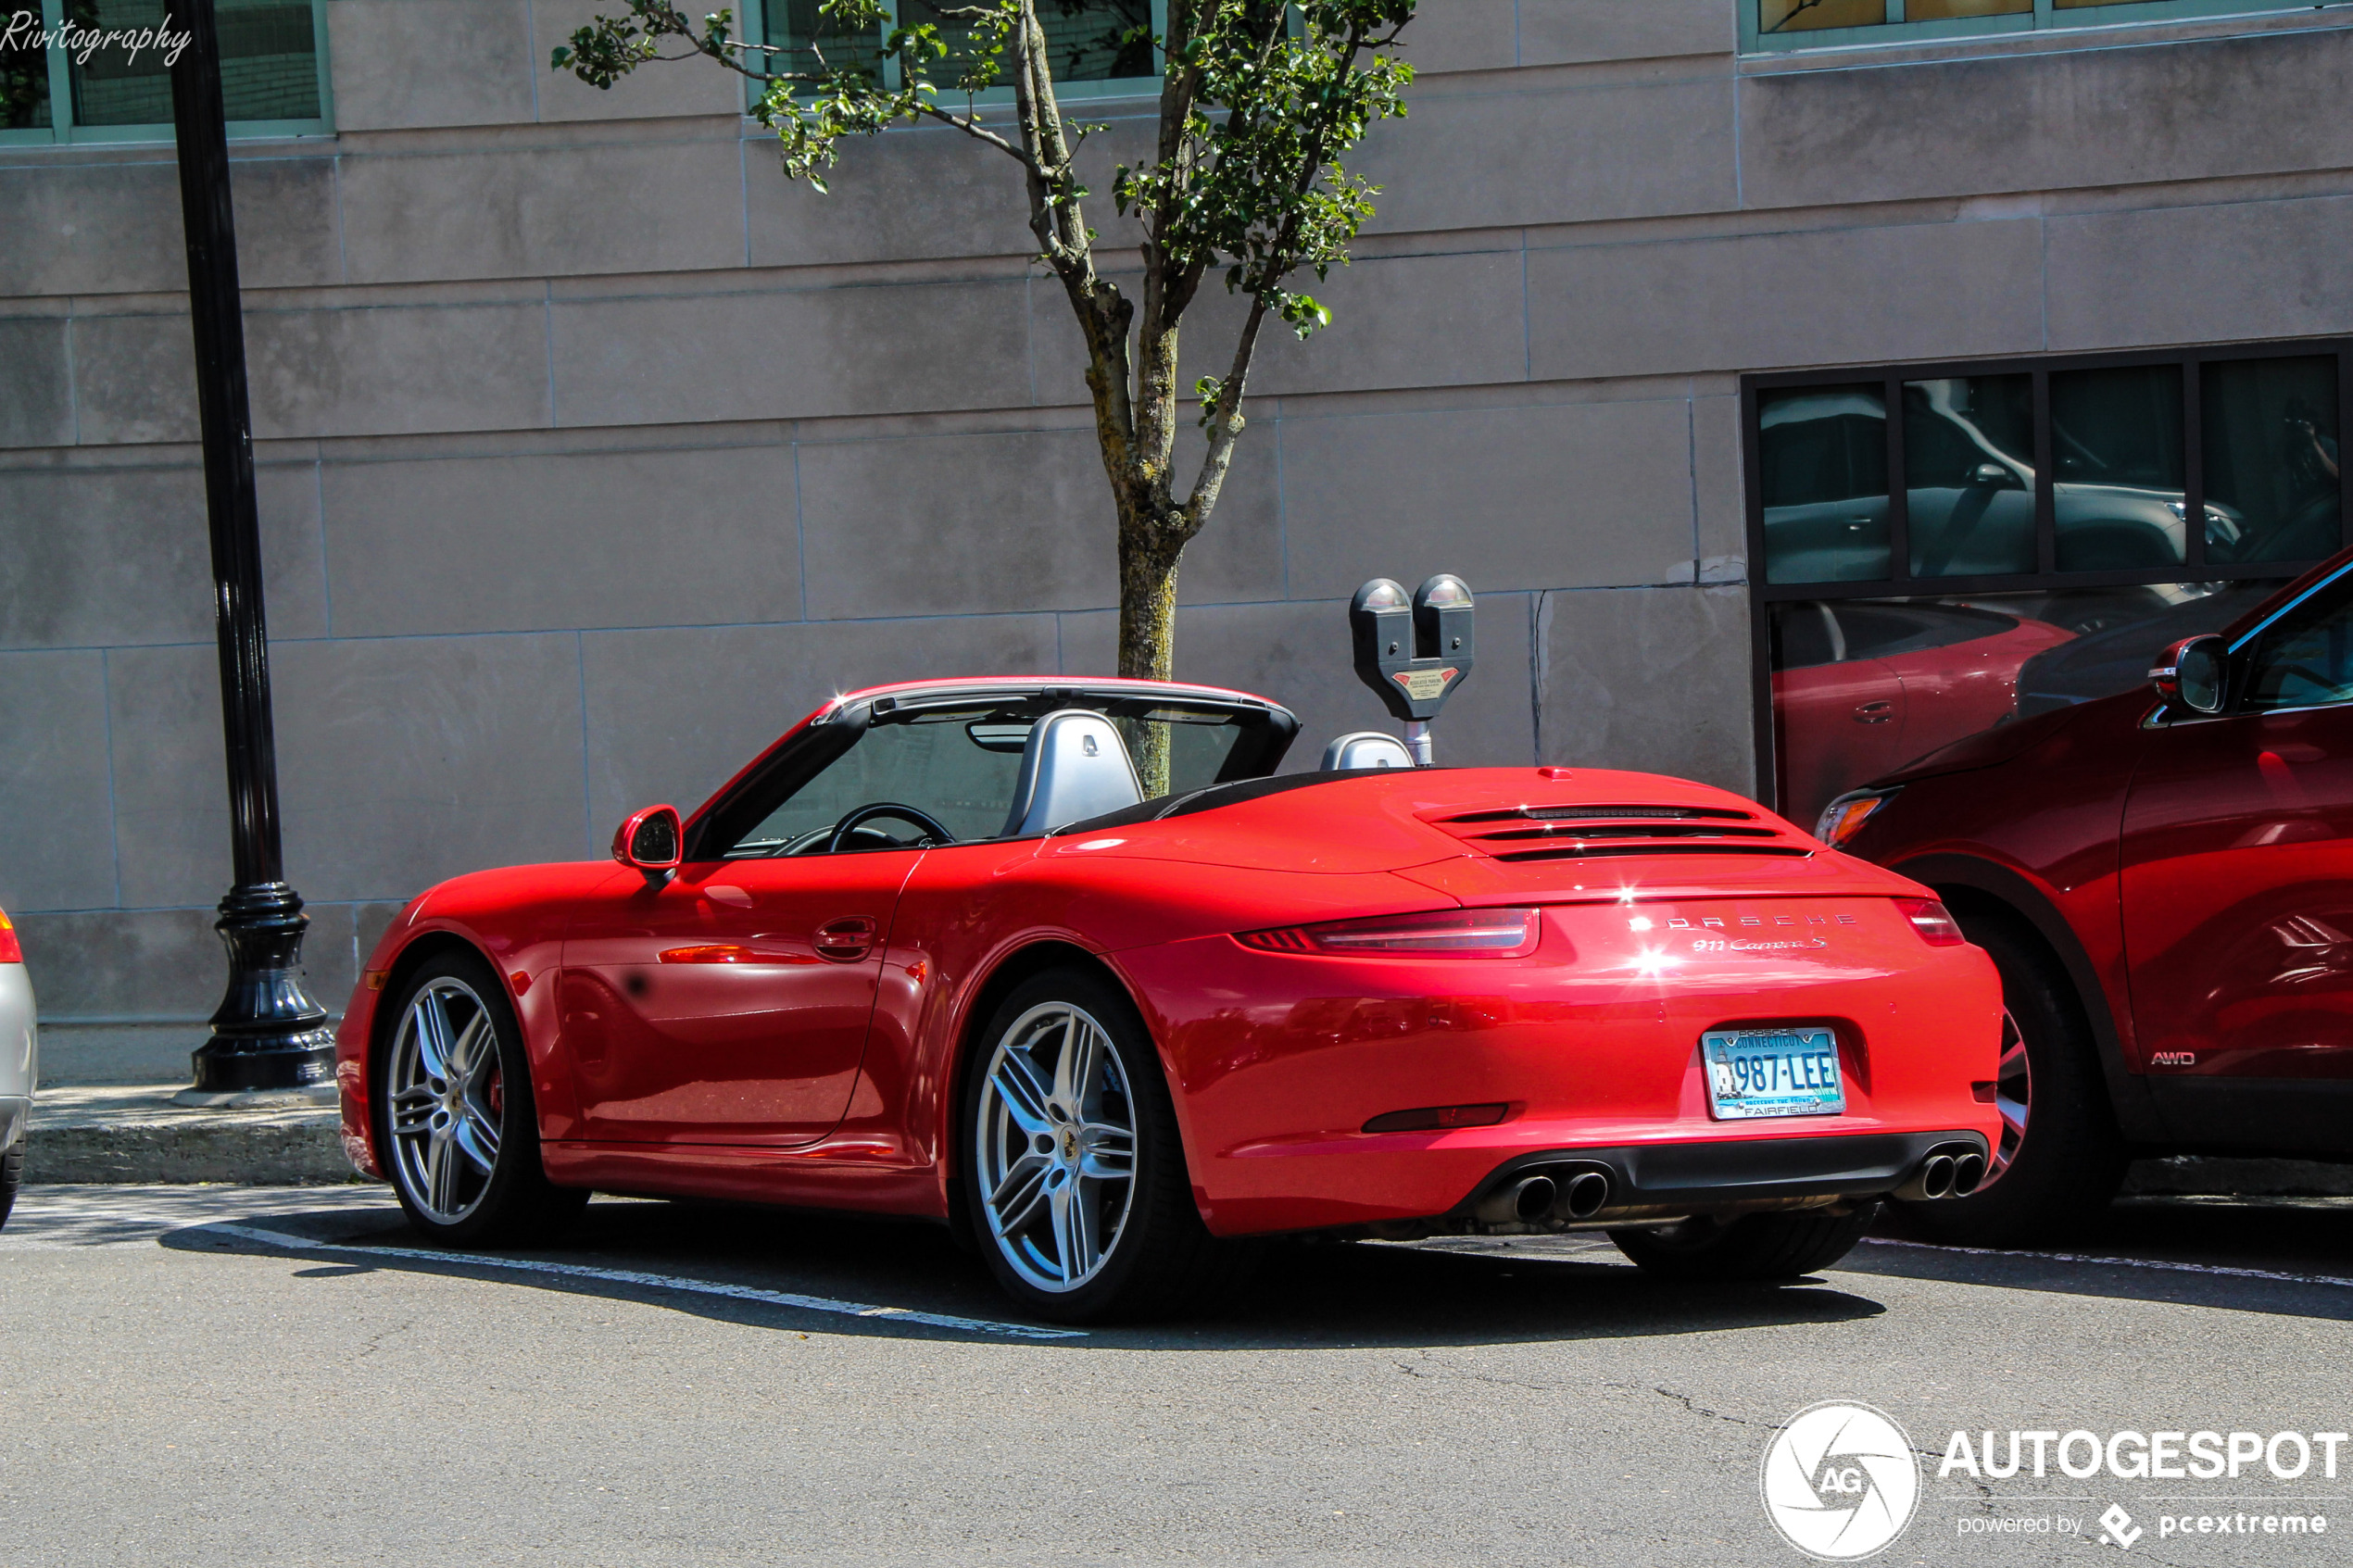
201, 1223, 1087, 1341
1860, 1236, 2353, 1292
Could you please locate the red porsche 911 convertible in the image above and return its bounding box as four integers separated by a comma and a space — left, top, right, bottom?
337, 677, 2004, 1321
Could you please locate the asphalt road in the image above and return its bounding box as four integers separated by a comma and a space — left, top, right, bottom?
5, 1185, 2352, 1567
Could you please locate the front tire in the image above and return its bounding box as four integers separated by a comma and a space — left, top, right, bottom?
962, 967, 1242, 1323
1611, 1204, 1877, 1281
1894, 911, 2125, 1245
378, 951, 586, 1247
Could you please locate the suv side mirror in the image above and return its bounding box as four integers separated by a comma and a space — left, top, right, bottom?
612, 804, 684, 874
1969, 461, 2016, 488
2150, 635, 2227, 715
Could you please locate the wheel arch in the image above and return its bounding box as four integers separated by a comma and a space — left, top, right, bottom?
1894, 853, 2158, 1142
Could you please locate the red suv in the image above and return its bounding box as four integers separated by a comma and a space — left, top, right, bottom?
1821, 547, 2353, 1243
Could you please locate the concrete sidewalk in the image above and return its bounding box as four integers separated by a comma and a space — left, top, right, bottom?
23, 1083, 354, 1185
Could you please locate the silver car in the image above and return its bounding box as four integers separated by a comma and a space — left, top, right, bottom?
0, 907, 35, 1229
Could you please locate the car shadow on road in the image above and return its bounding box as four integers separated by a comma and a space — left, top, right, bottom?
158, 1195, 1887, 1350
1842, 1196, 2353, 1323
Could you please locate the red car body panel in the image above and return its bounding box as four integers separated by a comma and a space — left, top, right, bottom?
1844, 547, 2353, 1154
340, 685, 2005, 1234
1776, 614, 2075, 829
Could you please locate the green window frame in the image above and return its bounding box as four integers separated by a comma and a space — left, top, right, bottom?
1743, 0, 2350, 53
737, 0, 1165, 107
1, 0, 333, 145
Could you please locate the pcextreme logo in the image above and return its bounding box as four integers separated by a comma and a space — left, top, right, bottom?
1760, 1401, 1922, 1561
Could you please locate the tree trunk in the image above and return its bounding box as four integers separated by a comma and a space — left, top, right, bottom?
1117, 511, 1186, 796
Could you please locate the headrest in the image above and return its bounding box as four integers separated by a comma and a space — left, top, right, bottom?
1001, 709, 1144, 838
1320, 732, 1414, 771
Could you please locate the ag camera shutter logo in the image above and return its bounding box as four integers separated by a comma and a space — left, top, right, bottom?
1761, 1401, 1921, 1560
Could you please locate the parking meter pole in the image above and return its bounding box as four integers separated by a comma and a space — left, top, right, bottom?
1404, 721, 1433, 768
170, 0, 335, 1093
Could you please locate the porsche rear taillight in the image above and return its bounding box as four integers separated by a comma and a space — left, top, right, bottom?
0, 907, 19, 964
1894, 897, 1965, 947
1236, 908, 1541, 958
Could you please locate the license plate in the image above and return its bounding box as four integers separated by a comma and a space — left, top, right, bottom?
1702, 1027, 1844, 1121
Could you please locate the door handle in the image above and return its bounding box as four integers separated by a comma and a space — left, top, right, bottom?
814, 916, 878, 962
1851, 700, 1895, 725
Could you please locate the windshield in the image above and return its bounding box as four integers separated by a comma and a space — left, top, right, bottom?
724, 701, 1253, 856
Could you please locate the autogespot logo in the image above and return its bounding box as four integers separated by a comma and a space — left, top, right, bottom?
1761, 1401, 1922, 1561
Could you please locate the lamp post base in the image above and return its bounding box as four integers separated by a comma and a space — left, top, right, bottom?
191, 882, 336, 1092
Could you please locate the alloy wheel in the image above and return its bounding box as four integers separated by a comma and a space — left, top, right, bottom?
1983, 1009, 2031, 1186
974, 1001, 1138, 1292
387, 977, 505, 1223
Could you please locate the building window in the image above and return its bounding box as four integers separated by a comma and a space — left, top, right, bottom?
1745, 342, 2351, 819
1745, 0, 2342, 52
753, 0, 1162, 99
0, 0, 331, 144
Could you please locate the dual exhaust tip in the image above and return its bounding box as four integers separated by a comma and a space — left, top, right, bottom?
1478, 1165, 1612, 1227
1899, 1143, 1987, 1202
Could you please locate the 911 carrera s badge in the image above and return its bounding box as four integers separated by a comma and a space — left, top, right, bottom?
1391, 666, 1459, 702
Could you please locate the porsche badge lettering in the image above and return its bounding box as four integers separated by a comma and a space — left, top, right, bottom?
1391, 666, 1459, 702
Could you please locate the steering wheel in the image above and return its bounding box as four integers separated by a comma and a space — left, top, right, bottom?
824, 802, 958, 856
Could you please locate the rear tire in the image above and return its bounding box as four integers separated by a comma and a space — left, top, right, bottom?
0, 1135, 20, 1232
1895, 911, 2126, 1246
962, 966, 1250, 1323
377, 951, 587, 1247
1610, 1204, 1877, 1281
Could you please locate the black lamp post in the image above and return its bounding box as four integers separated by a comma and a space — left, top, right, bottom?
169, 0, 335, 1091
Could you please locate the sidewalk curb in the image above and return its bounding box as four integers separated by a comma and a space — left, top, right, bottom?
23, 1084, 356, 1185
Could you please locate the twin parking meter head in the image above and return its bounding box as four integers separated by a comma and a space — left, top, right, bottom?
1349, 575, 1475, 763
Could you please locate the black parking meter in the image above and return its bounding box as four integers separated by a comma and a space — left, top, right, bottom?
1349, 575, 1476, 764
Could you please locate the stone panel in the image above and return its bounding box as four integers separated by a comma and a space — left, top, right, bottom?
1742, 24, 2353, 211
0, 317, 74, 450
1252, 247, 1529, 398
1061, 596, 1538, 773
1398, 0, 1516, 74
11, 906, 226, 1020
0, 650, 118, 913
550, 275, 1030, 429
0, 459, 327, 647
1527, 217, 2045, 382
319, 442, 800, 635
327, 0, 537, 132
1277, 395, 1700, 598
1363, 71, 1735, 235
108, 634, 589, 908
1518, 0, 1735, 64
746, 117, 1139, 269
338, 133, 744, 285
2045, 193, 2353, 353
74, 300, 552, 445
104, 642, 233, 910
579, 615, 1062, 833
1691, 393, 1746, 583
1537, 583, 1754, 796
0, 154, 339, 298
268, 633, 591, 901
534, 0, 747, 121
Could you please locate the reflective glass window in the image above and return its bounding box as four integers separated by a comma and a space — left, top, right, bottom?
2242, 571, 2353, 712
68, 0, 319, 126
1758, 384, 1891, 585
2203, 356, 2342, 566
1907, 0, 2031, 17
763, 0, 888, 79
2048, 364, 2187, 571
1904, 375, 2035, 578
1759, 0, 1887, 32
2, 17, 49, 129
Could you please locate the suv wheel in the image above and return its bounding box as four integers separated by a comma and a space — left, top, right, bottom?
1896, 910, 2126, 1245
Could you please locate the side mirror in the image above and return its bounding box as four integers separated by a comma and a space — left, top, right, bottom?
1969, 461, 2015, 488
2149, 635, 2227, 715
612, 804, 683, 874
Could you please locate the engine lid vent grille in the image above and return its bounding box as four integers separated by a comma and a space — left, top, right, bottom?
1427, 802, 1814, 861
